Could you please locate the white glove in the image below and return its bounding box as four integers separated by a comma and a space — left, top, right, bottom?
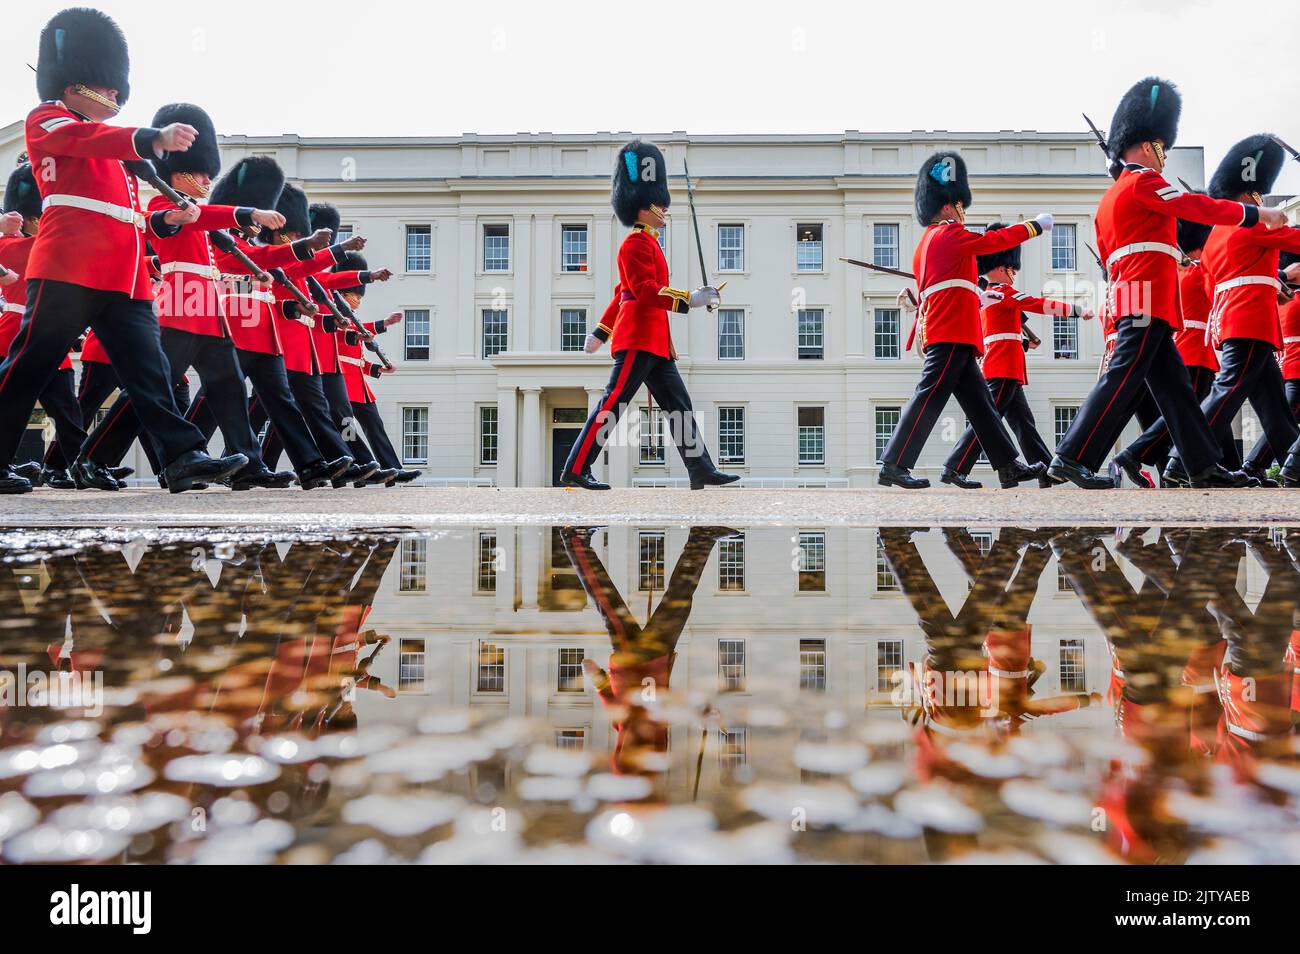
1033, 212, 1054, 233
299, 316, 316, 329
978, 287, 1005, 309
897, 289, 916, 313
583, 333, 603, 354
689, 285, 721, 311
1079, 306, 1096, 320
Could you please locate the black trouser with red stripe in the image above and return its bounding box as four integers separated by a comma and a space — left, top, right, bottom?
0, 279, 205, 469
45, 361, 118, 471
187, 351, 325, 472
256, 370, 372, 470
881, 342, 1017, 471
1162, 338, 1297, 472
28, 368, 86, 472
944, 377, 1052, 475
1056, 316, 1220, 476
1120, 363, 1217, 468
351, 400, 401, 470
255, 369, 351, 467
563, 349, 717, 479
83, 327, 262, 470
1244, 379, 1300, 471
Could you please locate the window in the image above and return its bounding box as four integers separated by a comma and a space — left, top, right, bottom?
972, 531, 994, 558
798, 531, 826, 592
718, 224, 744, 272
561, 224, 588, 272
718, 407, 745, 464
477, 531, 497, 592
555, 728, 586, 750
718, 534, 745, 591
477, 641, 505, 692
335, 225, 353, 245
717, 308, 745, 360
797, 308, 824, 359
479, 405, 498, 465
875, 534, 898, 591
656, 226, 668, 256
399, 537, 427, 591
719, 727, 747, 772
404, 308, 430, 360
873, 223, 900, 269
1053, 314, 1079, 360
877, 639, 903, 692
799, 638, 827, 691
483, 224, 509, 272
638, 405, 666, 465
1059, 638, 1086, 692
874, 307, 901, 360
1051, 223, 1077, 271
1054, 406, 1078, 446
1057, 564, 1074, 593
796, 223, 823, 272
719, 638, 746, 692
638, 532, 665, 591
401, 407, 428, 465
560, 308, 587, 352
874, 406, 900, 463
558, 648, 585, 692
481, 309, 508, 358
798, 406, 825, 465
398, 638, 426, 692
405, 225, 431, 272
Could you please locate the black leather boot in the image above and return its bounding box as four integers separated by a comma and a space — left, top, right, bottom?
690, 469, 741, 490
1241, 464, 1279, 488
297, 457, 348, 490
1047, 455, 1115, 490
13, 461, 40, 482
939, 468, 982, 489
108, 466, 134, 482
355, 467, 399, 487
164, 451, 248, 494
1187, 464, 1252, 489
1109, 449, 1153, 488
878, 463, 930, 489
998, 460, 1047, 489
333, 461, 380, 488
40, 467, 76, 489
392, 469, 422, 484
71, 456, 121, 491
561, 469, 611, 490
230, 464, 294, 491
1281, 454, 1300, 487
0, 467, 33, 495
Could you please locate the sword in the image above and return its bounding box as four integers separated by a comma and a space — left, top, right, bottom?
683, 159, 709, 287
1084, 242, 1106, 278
1081, 112, 1120, 181
1273, 135, 1300, 164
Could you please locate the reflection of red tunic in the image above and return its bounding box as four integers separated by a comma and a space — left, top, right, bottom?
1288, 630, 1300, 714
594, 654, 675, 773
1213, 667, 1292, 772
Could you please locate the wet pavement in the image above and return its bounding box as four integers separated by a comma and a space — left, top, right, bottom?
1, 523, 1299, 864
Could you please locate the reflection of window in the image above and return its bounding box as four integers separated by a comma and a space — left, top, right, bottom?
798, 406, 825, 465
1054, 314, 1079, 360
874, 407, 899, 463
1059, 639, 1086, 692
481, 309, 508, 358
875, 535, 897, 591
477, 641, 505, 692
717, 308, 745, 360
561, 224, 588, 272
799, 638, 827, 691
873, 223, 899, 269
1054, 406, 1079, 445
398, 638, 426, 692
399, 537, 427, 591
479, 406, 498, 465
1057, 564, 1073, 593
718, 407, 745, 464
555, 728, 586, 750
560, 308, 587, 352
719, 638, 746, 692
477, 531, 497, 592
405, 225, 431, 271
558, 648, 585, 692
796, 223, 823, 272
483, 224, 509, 272
638, 531, 665, 591
404, 308, 430, 360
718, 535, 745, 591
719, 727, 747, 772
874, 308, 900, 360
638, 406, 666, 465
798, 531, 826, 592
877, 639, 903, 692
401, 408, 428, 465
971, 531, 994, 557
797, 308, 824, 359
1051, 223, 1077, 270
718, 224, 744, 271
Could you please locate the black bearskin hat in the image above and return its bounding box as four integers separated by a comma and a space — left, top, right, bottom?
1106, 77, 1180, 161
975, 223, 1022, 274
611, 140, 671, 228
309, 202, 340, 240
151, 103, 221, 180
4, 164, 42, 221
333, 252, 368, 297
273, 183, 310, 237
209, 156, 285, 211
915, 151, 972, 224
37, 8, 131, 105
1208, 134, 1284, 200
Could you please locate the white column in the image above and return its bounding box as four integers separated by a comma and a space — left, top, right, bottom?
496, 386, 518, 487
458, 215, 476, 358
520, 386, 542, 487
518, 521, 542, 610
513, 214, 532, 352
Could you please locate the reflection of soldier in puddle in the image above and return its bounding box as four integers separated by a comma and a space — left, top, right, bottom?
560, 525, 734, 776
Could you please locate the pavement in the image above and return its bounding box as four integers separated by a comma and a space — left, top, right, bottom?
0, 485, 1297, 529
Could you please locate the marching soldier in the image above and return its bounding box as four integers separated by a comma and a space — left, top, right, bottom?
0, 8, 247, 494
940, 224, 1093, 488
1049, 79, 1288, 489
561, 140, 738, 491
877, 151, 1051, 489
1242, 251, 1300, 474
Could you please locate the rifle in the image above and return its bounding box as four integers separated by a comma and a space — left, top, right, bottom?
124, 159, 194, 212
1084, 242, 1106, 278
1082, 113, 1119, 180
331, 290, 395, 370
266, 267, 318, 326
1273, 135, 1300, 164
208, 229, 271, 283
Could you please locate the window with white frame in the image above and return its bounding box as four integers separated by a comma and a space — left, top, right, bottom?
798, 406, 825, 465
1053, 313, 1079, 360
560, 308, 587, 352
1051, 223, 1077, 271
477, 531, 497, 593
638, 405, 666, 465
404, 308, 430, 360
798, 531, 826, 592
1057, 564, 1074, 593
479, 405, 498, 465
718, 224, 744, 272
481, 309, 508, 358
638, 531, 665, 591
557, 648, 585, 692
719, 727, 747, 772
972, 531, 994, 558
796, 223, 823, 272
483, 224, 509, 272
876, 639, 903, 692
398, 638, 426, 692
873, 223, 900, 269
718, 534, 745, 591
1054, 406, 1078, 446
797, 308, 825, 359
874, 406, 900, 463
799, 638, 827, 691
561, 224, 588, 272
719, 638, 746, 692
718, 407, 745, 464
405, 225, 431, 272
874, 307, 901, 359
335, 225, 353, 245
401, 407, 428, 465
555, 728, 586, 750
717, 308, 744, 360
477, 641, 505, 692
875, 534, 898, 591
1059, 638, 1086, 692
399, 537, 427, 592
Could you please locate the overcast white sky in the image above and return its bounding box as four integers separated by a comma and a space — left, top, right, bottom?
4, 0, 1299, 191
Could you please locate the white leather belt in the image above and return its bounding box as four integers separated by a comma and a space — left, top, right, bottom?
1182, 320, 1208, 330
1225, 721, 1272, 743
1214, 275, 1282, 295
1105, 332, 1118, 344
1, 303, 23, 314
987, 666, 1031, 679
42, 194, 145, 230
338, 354, 365, 367
1106, 242, 1182, 268
162, 261, 221, 281
919, 278, 979, 302
223, 289, 274, 305
1284, 336, 1300, 344
983, 333, 1022, 346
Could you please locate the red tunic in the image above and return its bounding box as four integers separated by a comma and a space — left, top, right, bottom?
910, 219, 1042, 353
1280, 296, 1300, 380
23, 102, 160, 300
0, 234, 72, 371
211, 235, 304, 356
337, 321, 385, 403
595, 224, 687, 360
270, 246, 349, 374
1097, 165, 1251, 329
979, 281, 1079, 383
1202, 222, 1300, 350
1174, 262, 1218, 371
148, 195, 246, 338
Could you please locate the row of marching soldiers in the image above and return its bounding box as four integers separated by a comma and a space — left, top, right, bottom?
882, 76, 1300, 490
0, 8, 420, 494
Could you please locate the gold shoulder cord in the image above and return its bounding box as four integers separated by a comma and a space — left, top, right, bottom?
72, 84, 120, 113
